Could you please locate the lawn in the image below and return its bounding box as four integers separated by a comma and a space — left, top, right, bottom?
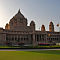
0, 50, 60, 60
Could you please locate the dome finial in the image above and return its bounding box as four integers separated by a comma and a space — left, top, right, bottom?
18, 9, 20, 13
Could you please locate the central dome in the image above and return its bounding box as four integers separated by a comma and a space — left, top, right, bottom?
9, 9, 27, 30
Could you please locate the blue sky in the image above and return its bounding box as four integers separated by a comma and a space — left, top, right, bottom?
0, 0, 60, 31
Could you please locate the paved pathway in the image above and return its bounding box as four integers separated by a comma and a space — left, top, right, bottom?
0, 49, 60, 51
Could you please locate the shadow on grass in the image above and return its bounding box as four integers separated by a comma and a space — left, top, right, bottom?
29, 50, 60, 55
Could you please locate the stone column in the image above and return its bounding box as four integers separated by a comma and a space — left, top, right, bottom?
14, 35, 15, 44
33, 30, 36, 47
0, 33, 6, 45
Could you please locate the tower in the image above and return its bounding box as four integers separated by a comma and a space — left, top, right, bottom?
49, 21, 54, 32
30, 21, 36, 47
5, 23, 10, 30
30, 21, 35, 30
41, 25, 45, 32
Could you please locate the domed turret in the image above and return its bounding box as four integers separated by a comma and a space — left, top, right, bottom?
30, 21, 35, 30
49, 21, 54, 32
30, 21, 35, 26
5, 23, 10, 30
41, 25, 45, 32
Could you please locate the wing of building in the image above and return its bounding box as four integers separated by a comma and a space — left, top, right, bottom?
0, 9, 60, 46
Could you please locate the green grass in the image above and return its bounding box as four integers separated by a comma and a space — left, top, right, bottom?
0, 46, 21, 48
36, 45, 60, 48
0, 50, 60, 60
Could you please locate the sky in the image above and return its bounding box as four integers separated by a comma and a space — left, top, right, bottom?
0, 0, 60, 31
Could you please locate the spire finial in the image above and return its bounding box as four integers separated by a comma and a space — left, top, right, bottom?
18, 9, 20, 13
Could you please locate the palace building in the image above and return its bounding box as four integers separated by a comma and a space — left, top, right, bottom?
0, 9, 60, 46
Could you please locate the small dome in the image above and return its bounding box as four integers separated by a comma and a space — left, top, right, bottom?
31, 21, 35, 23
30, 21, 35, 26
6, 23, 9, 26
50, 21, 53, 25
42, 25, 45, 27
